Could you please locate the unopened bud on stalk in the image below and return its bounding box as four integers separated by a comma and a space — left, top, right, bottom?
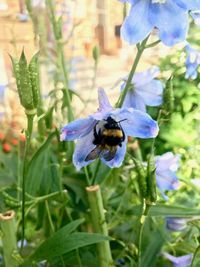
10, 50, 40, 114
92, 45, 100, 64
146, 153, 157, 204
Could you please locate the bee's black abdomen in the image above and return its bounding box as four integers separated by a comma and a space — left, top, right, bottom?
103, 135, 122, 146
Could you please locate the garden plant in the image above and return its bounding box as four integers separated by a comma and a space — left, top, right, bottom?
1, 0, 200, 266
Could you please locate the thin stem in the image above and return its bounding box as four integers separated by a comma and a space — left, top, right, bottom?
145, 40, 161, 49
91, 159, 101, 185
137, 201, 152, 267
21, 114, 34, 250
45, 200, 55, 233
117, 36, 149, 108
46, 0, 74, 122
84, 166, 91, 186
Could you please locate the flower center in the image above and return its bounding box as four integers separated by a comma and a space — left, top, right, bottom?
151, 0, 166, 4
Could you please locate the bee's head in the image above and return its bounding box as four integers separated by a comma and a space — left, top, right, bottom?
103, 116, 127, 129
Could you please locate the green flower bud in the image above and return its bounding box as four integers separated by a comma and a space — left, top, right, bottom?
10, 50, 40, 113
92, 45, 100, 63
146, 153, 157, 204
28, 53, 40, 108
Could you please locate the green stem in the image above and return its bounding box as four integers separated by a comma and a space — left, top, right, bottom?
137, 201, 152, 267
0, 211, 21, 267
45, 200, 55, 233
117, 36, 149, 108
21, 113, 34, 250
46, 0, 73, 122
191, 245, 200, 267
86, 185, 114, 267
84, 166, 91, 186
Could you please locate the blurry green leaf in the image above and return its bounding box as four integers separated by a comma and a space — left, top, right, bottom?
130, 204, 200, 217
26, 132, 56, 195
141, 229, 165, 267
26, 222, 109, 263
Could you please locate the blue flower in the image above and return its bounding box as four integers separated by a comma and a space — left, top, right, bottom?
155, 152, 180, 200
166, 217, 188, 231
185, 44, 200, 79
162, 252, 193, 267
61, 88, 159, 170
121, 67, 163, 112
166, 216, 200, 231
120, 0, 200, 46
191, 11, 200, 26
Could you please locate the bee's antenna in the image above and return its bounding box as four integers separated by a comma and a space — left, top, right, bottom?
117, 119, 127, 123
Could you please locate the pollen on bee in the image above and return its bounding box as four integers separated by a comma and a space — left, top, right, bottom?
102, 129, 123, 138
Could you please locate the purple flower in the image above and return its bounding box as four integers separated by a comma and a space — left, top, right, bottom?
162, 252, 193, 267
166, 217, 188, 231
120, 0, 200, 46
155, 152, 180, 200
61, 88, 159, 170
185, 44, 200, 80
121, 67, 163, 112
166, 216, 200, 231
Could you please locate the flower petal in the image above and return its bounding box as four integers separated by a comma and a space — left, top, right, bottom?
150, 1, 188, 46
121, 0, 153, 44
60, 117, 95, 141
101, 137, 128, 168
166, 217, 187, 231
156, 152, 180, 172
175, 0, 200, 10
116, 109, 159, 138
136, 80, 163, 106
132, 67, 160, 87
98, 88, 112, 112
156, 171, 180, 192
162, 252, 193, 267
123, 91, 146, 112
73, 130, 96, 170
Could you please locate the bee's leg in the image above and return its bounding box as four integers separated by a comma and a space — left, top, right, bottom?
122, 129, 125, 142
93, 123, 101, 145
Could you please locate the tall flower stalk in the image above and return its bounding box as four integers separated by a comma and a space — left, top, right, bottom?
10, 51, 40, 249
46, 0, 74, 122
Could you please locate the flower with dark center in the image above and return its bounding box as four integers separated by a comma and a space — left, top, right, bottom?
61, 88, 159, 170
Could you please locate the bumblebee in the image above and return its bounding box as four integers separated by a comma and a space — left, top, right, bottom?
86, 116, 125, 162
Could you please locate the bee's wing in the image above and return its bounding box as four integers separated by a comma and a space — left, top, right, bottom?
101, 146, 117, 161
85, 146, 102, 161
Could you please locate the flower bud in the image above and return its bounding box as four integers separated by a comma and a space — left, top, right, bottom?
92, 45, 100, 63
10, 50, 40, 113
146, 153, 157, 204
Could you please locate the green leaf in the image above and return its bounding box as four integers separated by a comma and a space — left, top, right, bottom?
141, 229, 165, 267
26, 219, 109, 263
26, 132, 56, 195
